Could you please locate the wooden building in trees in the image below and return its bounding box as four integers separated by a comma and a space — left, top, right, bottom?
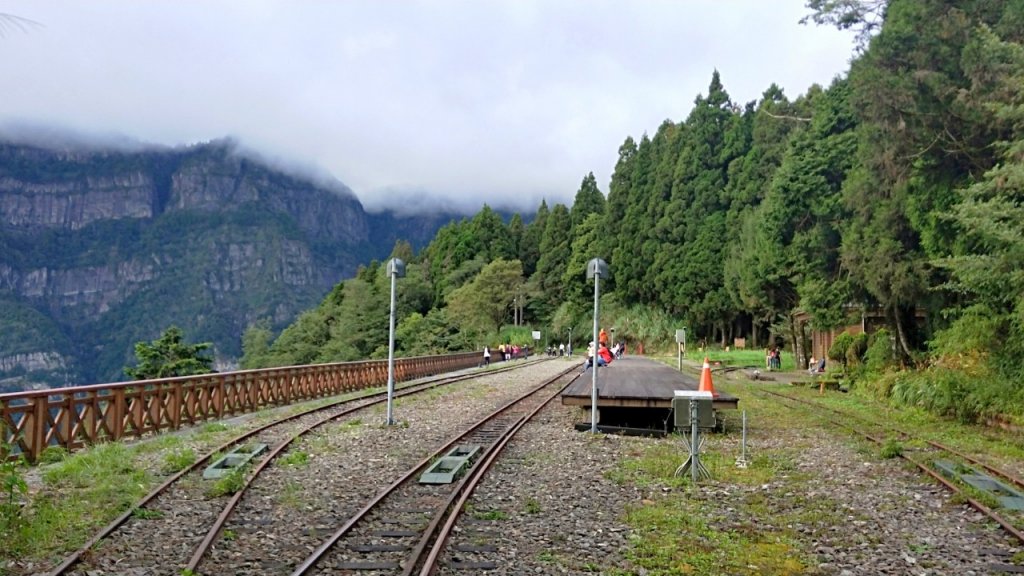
793, 307, 926, 364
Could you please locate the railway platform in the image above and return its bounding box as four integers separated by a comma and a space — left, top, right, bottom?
559, 356, 739, 434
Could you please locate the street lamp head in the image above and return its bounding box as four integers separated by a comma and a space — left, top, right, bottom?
386, 258, 406, 278
586, 258, 609, 280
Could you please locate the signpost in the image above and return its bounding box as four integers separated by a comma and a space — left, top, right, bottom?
676, 328, 687, 371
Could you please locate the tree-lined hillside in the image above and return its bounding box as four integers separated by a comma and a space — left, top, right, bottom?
248, 0, 1024, 422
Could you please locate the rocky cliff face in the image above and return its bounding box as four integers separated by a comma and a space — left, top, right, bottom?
0, 138, 455, 390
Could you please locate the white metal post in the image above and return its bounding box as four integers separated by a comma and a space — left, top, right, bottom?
386, 269, 397, 425
591, 272, 600, 433
384, 257, 404, 426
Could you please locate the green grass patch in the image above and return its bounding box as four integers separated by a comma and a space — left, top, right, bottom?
37, 446, 69, 464
277, 480, 305, 508
6, 441, 152, 558
206, 466, 247, 498
131, 507, 164, 520
472, 508, 508, 521
162, 447, 197, 473
201, 422, 230, 433
131, 433, 183, 455
278, 450, 309, 467
880, 439, 903, 459
625, 499, 806, 575
679, 348, 798, 371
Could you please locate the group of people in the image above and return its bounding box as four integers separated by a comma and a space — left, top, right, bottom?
482, 343, 526, 366
581, 328, 625, 372
765, 346, 783, 370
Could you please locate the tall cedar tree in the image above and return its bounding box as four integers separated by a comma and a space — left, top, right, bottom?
531, 204, 572, 320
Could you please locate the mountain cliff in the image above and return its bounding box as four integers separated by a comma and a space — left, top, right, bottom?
0, 138, 456, 391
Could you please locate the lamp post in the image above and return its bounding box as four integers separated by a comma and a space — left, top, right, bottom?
385, 257, 406, 426
586, 258, 609, 433
567, 327, 572, 357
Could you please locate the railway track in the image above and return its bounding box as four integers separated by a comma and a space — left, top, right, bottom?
757, 387, 1024, 546
49, 358, 553, 576
278, 363, 578, 576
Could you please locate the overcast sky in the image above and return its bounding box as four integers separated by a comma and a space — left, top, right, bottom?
0, 1, 856, 214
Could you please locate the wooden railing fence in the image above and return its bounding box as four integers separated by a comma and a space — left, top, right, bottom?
0, 351, 481, 462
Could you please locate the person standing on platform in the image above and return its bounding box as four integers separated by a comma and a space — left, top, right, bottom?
559, 342, 565, 356
483, 345, 491, 366
599, 328, 609, 348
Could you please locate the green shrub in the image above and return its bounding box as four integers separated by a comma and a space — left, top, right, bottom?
1, 429, 28, 536
928, 305, 1000, 373
828, 332, 854, 366
889, 368, 980, 424
864, 328, 895, 375
846, 333, 868, 366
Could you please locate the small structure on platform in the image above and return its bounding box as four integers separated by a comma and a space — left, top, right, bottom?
560, 356, 738, 435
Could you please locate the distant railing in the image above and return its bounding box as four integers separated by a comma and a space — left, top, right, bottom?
0, 351, 481, 462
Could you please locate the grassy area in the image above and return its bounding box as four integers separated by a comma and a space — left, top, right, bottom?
604, 368, 1024, 575
674, 347, 799, 372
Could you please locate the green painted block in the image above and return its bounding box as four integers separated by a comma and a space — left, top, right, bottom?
419, 457, 470, 484
203, 443, 268, 479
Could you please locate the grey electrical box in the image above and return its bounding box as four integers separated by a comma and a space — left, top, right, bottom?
672, 391, 716, 429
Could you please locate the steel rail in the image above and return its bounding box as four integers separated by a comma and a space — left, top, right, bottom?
289, 364, 578, 576
414, 368, 571, 575
47, 358, 545, 576
185, 357, 549, 573
758, 388, 1024, 546
762, 388, 1024, 492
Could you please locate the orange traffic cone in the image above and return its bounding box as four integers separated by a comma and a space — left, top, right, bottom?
698, 357, 719, 398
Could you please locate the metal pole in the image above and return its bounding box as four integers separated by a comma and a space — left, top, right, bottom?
741, 410, 747, 462
690, 399, 699, 483
385, 270, 397, 426
590, 274, 600, 433
568, 328, 572, 357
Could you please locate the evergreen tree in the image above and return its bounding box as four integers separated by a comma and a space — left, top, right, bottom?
562, 212, 603, 315
653, 71, 744, 340
469, 204, 514, 261
519, 200, 549, 277
603, 136, 638, 282
532, 204, 572, 319
569, 172, 606, 232
124, 326, 214, 380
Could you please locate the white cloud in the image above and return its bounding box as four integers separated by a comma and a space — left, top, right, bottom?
0, 0, 855, 214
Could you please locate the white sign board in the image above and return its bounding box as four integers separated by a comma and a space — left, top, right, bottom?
532, 331, 541, 341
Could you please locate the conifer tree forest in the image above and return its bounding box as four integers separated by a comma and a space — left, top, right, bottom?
243, 0, 1024, 423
